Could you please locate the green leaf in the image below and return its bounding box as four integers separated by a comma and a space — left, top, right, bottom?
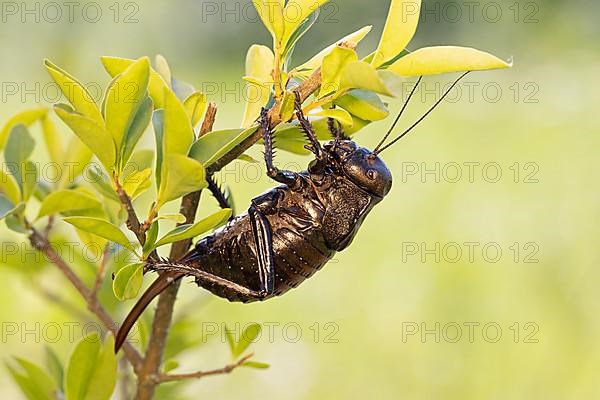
242, 361, 270, 369
5, 124, 34, 170
189, 127, 258, 168
339, 61, 393, 96
105, 57, 150, 156
6, 357, 57, 400
162, 360, 179, 374
40, 116, 64, 165
279, 91, 296, 123
122, 167, 152, 200
121, 97, 153, 168
45, 347, 64, 392
54, 104, 116, 172
65, 333, 117, 400
101, 56, 170, 108
157, 154, 206, 208
225, 325, 236, 355
387, 46, 512, 76
0, 108, 47, 150
162, 88, 195, 156
154, 208, 231, 248
0, 167, 21, 204
319, 46, 358, 98
88, 167, 120, 202
312, 108, 354, 127
154, 213, 187, 223
371, 0, 422, 68
295, 25, 372, 74
334, 90, 389, 121
281, 6, 319, 62
253, 0, 285, 41
154, 54, 172, 86
44, 59, 103, 124
62, 217, 135, 251
113, 263, 144, 301
184, 92, 207, 128
37, 189, 102, 220
242, 45, 274, 128
283, 0, 329, 45
234, 323, 261, 358
152, 110, 165, 187
142, 221, 159, 257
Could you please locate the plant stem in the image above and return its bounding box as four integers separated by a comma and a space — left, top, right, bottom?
135, 103, 217, 400
158, 353, 254, 382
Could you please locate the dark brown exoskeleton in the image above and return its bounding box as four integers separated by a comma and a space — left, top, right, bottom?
115, 73, 469, 352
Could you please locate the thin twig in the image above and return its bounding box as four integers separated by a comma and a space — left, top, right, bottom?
115, 180, 146, 246
27, 225, 144, 370
135, 103, 218, 400
158, 353, 254, 383
91, 244, 110, 299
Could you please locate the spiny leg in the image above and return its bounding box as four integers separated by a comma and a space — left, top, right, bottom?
293, 91, 325, 160
207, 175, 235, 216
260, 108, 302, 189
326, 106, 349, 141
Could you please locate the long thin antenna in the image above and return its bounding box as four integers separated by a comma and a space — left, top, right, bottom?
374, 76, 423, 153
376, 71, 470, 154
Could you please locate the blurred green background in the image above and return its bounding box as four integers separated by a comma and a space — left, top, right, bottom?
1, 0, 599, 398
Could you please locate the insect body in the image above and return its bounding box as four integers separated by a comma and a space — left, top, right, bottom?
115, 75, 466, 352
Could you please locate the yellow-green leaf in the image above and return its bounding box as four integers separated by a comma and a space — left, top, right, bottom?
372, 0, 422, 68
104, 57, 150, 152
122, 168, 152, 200
295, 25, 372, 74
162, 88, 195, 157
0, 108, 47, 149
65, 333, 117, 400
37, 189, 102, 220
313, 108, 354, 127
243, 361, 270, 369
387, 46, 512, 76
234, 323, 261, 358
0, 169, 21, 204
334, 90, 389, 121
59, 137, 93, 188
41, 116, 64, 164
253, 0, 285, 40
242, 45, 274, 128
101, 56, 169, 108
154, 208, 231, 248
54, 104, 116, 172
183, 92, 207, 128
189, 128, 257, 167
157, 154, 206, 208
154, 213, 186, 223
339, 61, 393, 96
154, 54, 172, 87
63, 217, 135, 251
113, 263, 144, 301
319, 46, 358, 98
44, 59, 103, 124
6, 357, 57, 400
283, 0, 329, 44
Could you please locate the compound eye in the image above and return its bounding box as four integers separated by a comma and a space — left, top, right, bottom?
367, 170, 377, 180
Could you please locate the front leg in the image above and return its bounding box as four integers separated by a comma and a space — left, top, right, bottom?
260, 108, 303, 190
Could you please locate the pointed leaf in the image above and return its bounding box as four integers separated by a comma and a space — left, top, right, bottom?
104, 57, 150, 154
62, 217, 135, 251
334, 90, 389, 121
122, 167, 152, 200
189, 127, 257, 168
155, 54, 172, 86
253, 0, 285, 40
295, 26, 372, 74
37, 189, 102, 219
387, 46, 512, 76
121, 97, 153, 167
0, 167, 21, 204
101, 56, 170, 108
157, 154, 206, 207
6, 358, 57, 400
58, 137, 93, 188
183, 92, 207, 128
283, 0, 329, 44
312, 108, 354, 127
162, 88, 195, 156
154, 208, 231, 248
234, 323, 261, 358
319, 46, 358, 97
113, 263, 144, 301
242, 45, 274, 128
54, 104, 116, 171
44, 59, 103, 124
372, 0, 422, 68
242, 361, 270, 369
339, 61, 393, 96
